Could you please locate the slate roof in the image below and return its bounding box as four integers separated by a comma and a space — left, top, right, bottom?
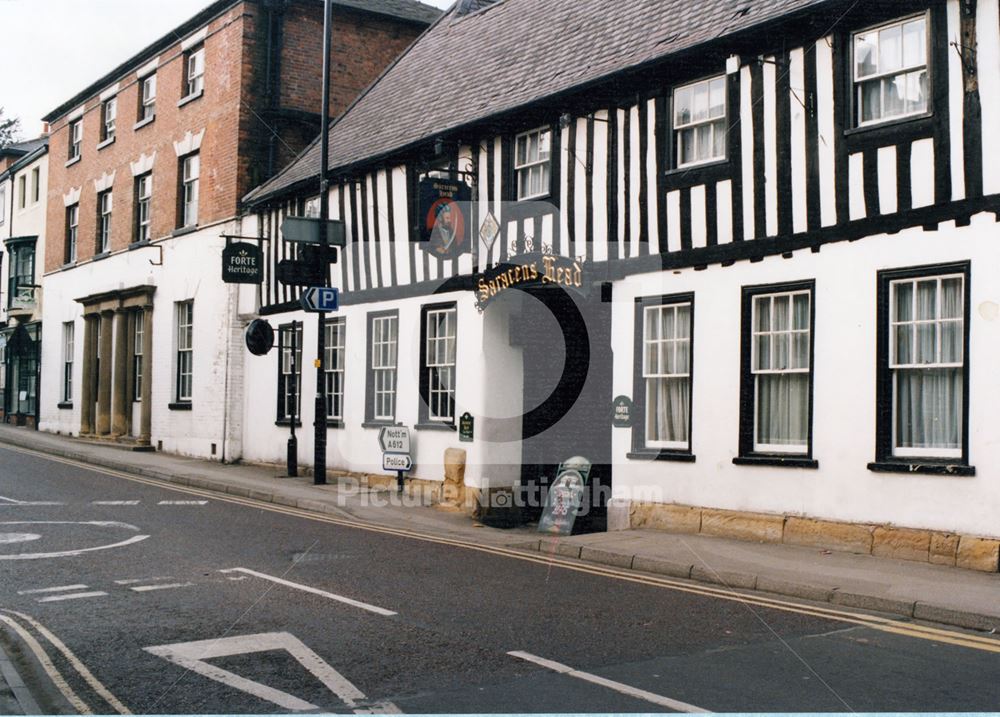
244, 0, 839, 205
43, 0, 441, 123
0, 138, 47, 159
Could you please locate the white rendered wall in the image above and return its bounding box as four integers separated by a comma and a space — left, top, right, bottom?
611, 215, 1000, 538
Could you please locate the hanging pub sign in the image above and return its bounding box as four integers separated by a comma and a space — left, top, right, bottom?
418, 177, 471, 259
475, 252, 586, 311
222, 242, 263, 284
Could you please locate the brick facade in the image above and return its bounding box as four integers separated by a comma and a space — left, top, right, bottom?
43, 0, 429, 274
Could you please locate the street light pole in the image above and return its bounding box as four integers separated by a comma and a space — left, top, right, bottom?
314, 0, 332, 485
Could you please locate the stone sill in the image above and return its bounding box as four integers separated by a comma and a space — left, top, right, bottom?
868, 461, 975, 477
168, 402, 192, 411
133, 116, 155, 131
171, 225, 198, 238
177, 90, 203, 108
414, 422, 455, 432
361, 420, 397, 429
96, 136, 115, 151
733, 455, 818, 469
57, 402, 73, 410
275, 419, 302, 427
65, 155, 81, 168
627, 450, 696, 463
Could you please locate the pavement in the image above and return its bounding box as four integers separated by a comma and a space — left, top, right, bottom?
1, 422, 999, 642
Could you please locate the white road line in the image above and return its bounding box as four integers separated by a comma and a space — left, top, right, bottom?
0, 520, 149, 560
507, 651, 710, 713
0, 495, 64, 506
18, 584, 90, 595
130, 582, 194, 593
157, 500, 207, 505
219, 568, 397, 617
0, 613, 93, 714
92, 501, 140, 506
7, 609, 132, 715
37, 591, 108, 603
114, 576, 174, 585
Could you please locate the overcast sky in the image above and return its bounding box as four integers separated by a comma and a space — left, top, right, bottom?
0, 0, 453, 138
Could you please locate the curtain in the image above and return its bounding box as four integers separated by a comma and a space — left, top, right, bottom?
647, 377, 689, 444
896, 368, 961, 450
756, 373, 809, 447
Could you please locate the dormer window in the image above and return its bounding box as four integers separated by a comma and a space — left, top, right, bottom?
672, 75, 727, 168
514, 127, 551, 200
853, 14, 928, 126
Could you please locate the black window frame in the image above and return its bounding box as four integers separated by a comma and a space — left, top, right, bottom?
68, 119, 82, 161
417, 301, 458, 430
276, 322, 302, 425
62, 321, 74, 404
735, 279, 818, 469
364, 309, 399, 426
96, 189, 112, 255
64, 203, 79, 264
869, 261, 973, 476
182, 44, 205, 100
133, 172, 152, 244
100, 96, 117, 143
173, 299, 194, 405
628, 292, 696, 462
6, 239, 35, 311
138, 73, 156, 124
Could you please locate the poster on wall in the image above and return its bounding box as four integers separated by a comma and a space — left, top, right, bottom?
418, 177, 471, 259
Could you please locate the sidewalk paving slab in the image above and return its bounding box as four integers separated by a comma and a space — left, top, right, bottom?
2, 424, 999, 634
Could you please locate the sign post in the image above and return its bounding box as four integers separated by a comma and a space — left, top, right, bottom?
379, 426, 411, 492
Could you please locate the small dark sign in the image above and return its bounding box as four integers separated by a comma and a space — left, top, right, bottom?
222, 242, 262, 284
475, 252, 586, 311
281, 216, 346, 246
459, 412, 474, 442
276, 259, 327, 286
612, 395, 634, 428
418, 177, 471, 259
245, 319, 274, 356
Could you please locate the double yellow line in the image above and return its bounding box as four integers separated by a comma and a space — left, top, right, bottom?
5, 442, 1000, 654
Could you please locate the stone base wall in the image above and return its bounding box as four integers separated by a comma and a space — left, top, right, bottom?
630, 502, 1000, 573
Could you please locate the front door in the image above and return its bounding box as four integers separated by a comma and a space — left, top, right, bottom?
514, 286, 613, 532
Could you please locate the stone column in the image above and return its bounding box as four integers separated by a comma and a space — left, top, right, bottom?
111, 309, 129, 438
79, 314, 97, 435
138, 305, 153, 445
96, 311, 113, 435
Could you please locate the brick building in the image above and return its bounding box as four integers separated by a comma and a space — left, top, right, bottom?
37, 0, 438, 456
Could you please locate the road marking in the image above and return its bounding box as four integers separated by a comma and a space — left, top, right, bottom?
0, 495, 64, 506
508, 651, 708, 713
5, 442, 999, 655
0, 613, 93, 714
93, 501, 140, 506
114, 576, 174, 585
145, 632, 398, 713
0, 521, 149, 560
157, 500, 207, 505
5, 609, 131, 714
18, 584, 90, 595
37, 591, 108, 603
130, 582, 194, 593
220, 568, 396, 616
0, 532, 41, 544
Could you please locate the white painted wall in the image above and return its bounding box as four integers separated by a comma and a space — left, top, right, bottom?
612, 214, 1000, 538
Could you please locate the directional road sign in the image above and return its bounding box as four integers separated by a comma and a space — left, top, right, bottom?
300, 287, 339, 313
281, 216, 347, 247
378, 426, 410, 454
382, 452, 412, 472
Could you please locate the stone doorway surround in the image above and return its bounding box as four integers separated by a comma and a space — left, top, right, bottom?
75, 285, 155, 445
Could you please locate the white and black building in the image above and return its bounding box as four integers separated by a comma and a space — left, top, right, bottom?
241, 0, 1000, 539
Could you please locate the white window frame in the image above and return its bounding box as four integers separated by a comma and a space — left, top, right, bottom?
133, 312, 144, 402
642, 301, 693, 450
140, 74, 156, 121
370, 314, 398, 422
175, 301, 193, 403
62, 322, 74, 403
424, 306, 457, 423
889, 274, 964, 459
185, 46, 205, 97
181, 153, 199, 227
672, 74, 728, 168
102, 97, 117, 141
0, 186, 6, 224
98, 190, 112, 254
324, 318, 345, 421
66, 203, 78, 263
853, 13, 929, 127
31, 168, 39, 204
750, 290, 812, 455
17, 175, 26, 209
514, 127, 551, 201
69, 119, 82, 160
136, 173, 152, 242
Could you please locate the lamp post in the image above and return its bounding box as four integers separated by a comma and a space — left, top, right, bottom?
313, 0, 333, 485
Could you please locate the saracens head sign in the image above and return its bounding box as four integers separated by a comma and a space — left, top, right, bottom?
475, 252, 586, 311
418, 177, 471, 259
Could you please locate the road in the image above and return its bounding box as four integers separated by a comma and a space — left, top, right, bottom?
1, 442, 999, 714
